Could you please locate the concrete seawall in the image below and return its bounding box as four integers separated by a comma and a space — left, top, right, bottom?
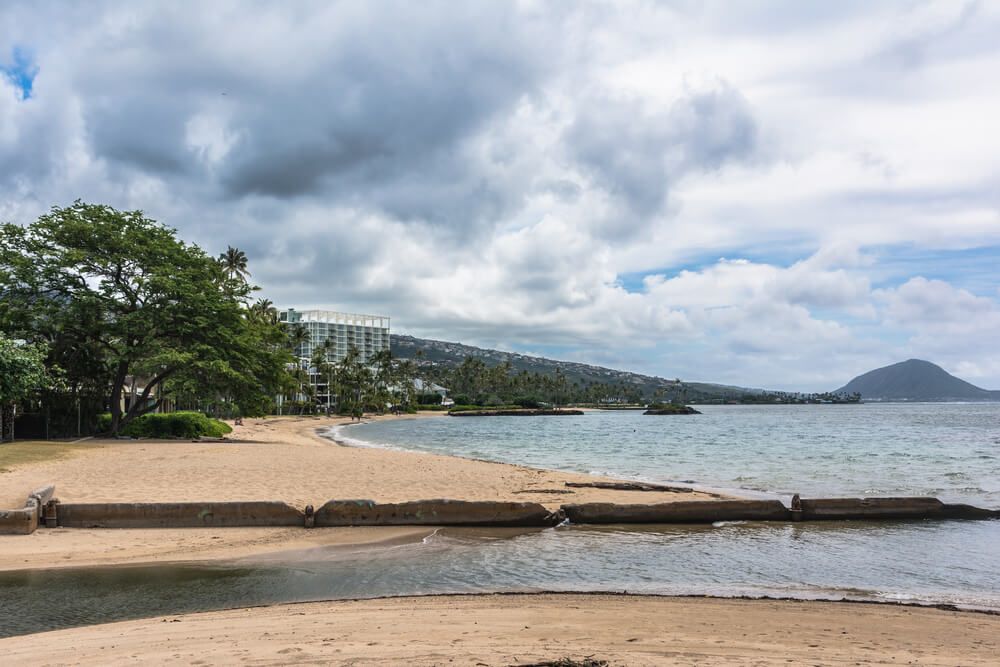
3, 493, 996, 532
315, 499, 561, 527
562, 500, 791, 524
0, 485, 56, 535
0, 505, 38, 535
799, 497, 1000, 521
55, 501, 304, 528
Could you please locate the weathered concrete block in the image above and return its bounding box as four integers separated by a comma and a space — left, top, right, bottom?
315, 499, 560, 527
28, 484, 56, 507
799, 497, 947, 521
56, 501, 304, 528
561, 499, 791, 524
940, 503, 1000, 519
0, 500, 39, 535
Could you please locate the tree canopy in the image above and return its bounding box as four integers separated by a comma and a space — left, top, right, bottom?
0, 201, 292, 434
0, 335, 49, 441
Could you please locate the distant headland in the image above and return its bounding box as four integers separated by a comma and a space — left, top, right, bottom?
834, 359, 1000, 402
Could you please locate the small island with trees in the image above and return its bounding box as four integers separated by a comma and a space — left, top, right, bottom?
643, 403, 701, 415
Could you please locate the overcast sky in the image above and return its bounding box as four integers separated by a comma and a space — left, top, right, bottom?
2, 1, 999, 391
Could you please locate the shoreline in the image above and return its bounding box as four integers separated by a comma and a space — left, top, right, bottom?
325, 414, 745, 500
0, 413, 723, 571
2, 592, 997, 665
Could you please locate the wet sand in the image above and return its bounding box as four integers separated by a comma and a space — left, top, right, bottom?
2, 593, 996, 666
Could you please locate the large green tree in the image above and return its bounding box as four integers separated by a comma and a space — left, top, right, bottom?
0, 335, 48, 442
0, 201, 289, 434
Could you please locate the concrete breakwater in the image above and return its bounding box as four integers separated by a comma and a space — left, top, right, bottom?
3, 488, 998, 535
314, 499, 559, 527
54, 501, 304, 529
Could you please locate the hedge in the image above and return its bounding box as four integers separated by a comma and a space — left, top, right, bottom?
97, 411, 233, 439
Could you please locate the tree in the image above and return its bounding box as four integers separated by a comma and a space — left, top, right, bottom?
218, 246, 251, 284
0, 335, 48, 442
337, 345, 370, 419
311, 339, 338, 414
0, 202, 287, 434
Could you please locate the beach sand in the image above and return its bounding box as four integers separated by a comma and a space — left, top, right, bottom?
2, 593, 996, 666
3, 416, 996, 664
0, 413, 717, 569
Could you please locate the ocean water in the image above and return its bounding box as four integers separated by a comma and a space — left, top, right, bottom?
2, 403, 998, 636
334, 404, 1000, 506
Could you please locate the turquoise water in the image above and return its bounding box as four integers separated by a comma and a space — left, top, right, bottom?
334, 404, 1000, 506
2, 403, 998, 637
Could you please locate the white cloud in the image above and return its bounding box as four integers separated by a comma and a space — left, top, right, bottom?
1, 1, 999, 390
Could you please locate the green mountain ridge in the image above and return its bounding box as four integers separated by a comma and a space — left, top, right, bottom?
391, 334, 763, 401
834, 359, 1000, 401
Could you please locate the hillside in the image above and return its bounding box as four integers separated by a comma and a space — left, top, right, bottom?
391, 334, 759, 401
834, 359, 1000, 401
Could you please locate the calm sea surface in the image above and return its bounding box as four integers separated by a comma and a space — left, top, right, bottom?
2, 404, 998, 637
336, 404, 1000, 506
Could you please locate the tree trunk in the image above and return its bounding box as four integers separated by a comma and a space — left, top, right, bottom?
109, 360, 129, 435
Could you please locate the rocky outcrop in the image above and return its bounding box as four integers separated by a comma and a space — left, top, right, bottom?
643, 405, 701, 415
314, 499, 561, 527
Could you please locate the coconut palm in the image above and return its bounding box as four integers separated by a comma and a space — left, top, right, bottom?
249, 298, 277, 323
219, 246, 251, 283
286, 324, 310, 356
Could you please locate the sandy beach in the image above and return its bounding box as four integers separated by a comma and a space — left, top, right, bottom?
2, 593, 997, 666
0, 413, 717, 569
4, 414, 997, 665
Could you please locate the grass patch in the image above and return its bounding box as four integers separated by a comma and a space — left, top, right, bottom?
0, 441, 89, 473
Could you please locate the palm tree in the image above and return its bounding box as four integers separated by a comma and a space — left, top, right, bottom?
311, 339, 338, 414
250, 298, 277, 324
219, 246, 251, 283
285, 324, 311, 407
287, 324, 310, 356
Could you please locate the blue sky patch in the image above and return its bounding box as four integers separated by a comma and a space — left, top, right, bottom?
1, 46, 38, 100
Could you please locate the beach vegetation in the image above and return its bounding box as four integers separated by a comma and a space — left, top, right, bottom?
0, 335, 50, 442
0, 202, 295, 436
95, 410, 232, 439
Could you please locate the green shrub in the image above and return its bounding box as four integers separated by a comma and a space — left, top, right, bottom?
513, 396, 542, 409
97, 411, 233, 439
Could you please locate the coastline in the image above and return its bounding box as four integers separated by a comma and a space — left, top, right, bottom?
2, 592, 997, 665
2, 412, 998, 661
0, 413, 721, 571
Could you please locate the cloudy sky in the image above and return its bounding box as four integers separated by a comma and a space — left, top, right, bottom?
2, 1, 999, 391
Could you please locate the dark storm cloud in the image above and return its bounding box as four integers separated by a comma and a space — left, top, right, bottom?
566, 82, 757, 229
58, 2, 547, 230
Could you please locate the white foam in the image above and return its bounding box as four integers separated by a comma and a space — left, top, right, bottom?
322, 423, 430, 455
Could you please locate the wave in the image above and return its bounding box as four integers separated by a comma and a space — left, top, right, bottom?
322, 423, 416, 453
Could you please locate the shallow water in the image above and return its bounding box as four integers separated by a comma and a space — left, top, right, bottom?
2, 519, 999, 638
336, 403, 1000, 506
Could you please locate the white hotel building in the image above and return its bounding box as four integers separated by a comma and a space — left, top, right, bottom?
278, 308, 391, 363
278, 309, 391, 410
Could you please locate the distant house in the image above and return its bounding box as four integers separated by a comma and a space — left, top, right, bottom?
413, 378, 448, 397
